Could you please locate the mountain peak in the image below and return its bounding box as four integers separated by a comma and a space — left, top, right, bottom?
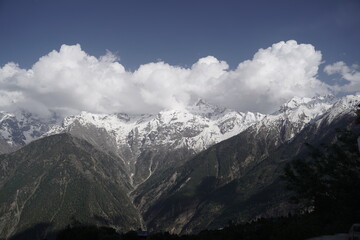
194, 98, 207, 107
282, 96, 312, 109
277, 95, 337, 113
188, 98, 226, 118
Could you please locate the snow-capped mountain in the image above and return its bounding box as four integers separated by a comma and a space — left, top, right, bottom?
0, 111, 60, 152
317, 94, 360, 124
132, 94, 360, 234
252, 95, 338, 144
47, 99, 265, 153
0, 95, 353, 155
42, 99, 265, 185
0, 94, 359, 238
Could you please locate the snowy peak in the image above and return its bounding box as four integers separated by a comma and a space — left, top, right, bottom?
278, 95, 337, 113
272, 95, 337, 123
0, 110, 60, 146
320, 94, 360, 123
186, 98, 226, 119
195, 98, 207, 107
280, 96, 313, 110
47, 102, 264, 153
251, 95, 342, 143
1, 95, 358, 154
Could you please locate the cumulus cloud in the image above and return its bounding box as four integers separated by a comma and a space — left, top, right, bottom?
0, 40, 341, 117
324, 61, 360, 93
207, 40, 330, 113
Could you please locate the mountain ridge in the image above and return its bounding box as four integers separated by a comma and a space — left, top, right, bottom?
131, 94, 359, 234
0, 133, 141, 239
0, 95, 341, 153
0, 94, 359, 238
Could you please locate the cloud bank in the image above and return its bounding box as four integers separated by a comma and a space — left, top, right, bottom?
0, 40, 355, 117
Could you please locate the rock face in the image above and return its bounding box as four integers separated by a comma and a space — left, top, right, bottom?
0, 95, 358, 238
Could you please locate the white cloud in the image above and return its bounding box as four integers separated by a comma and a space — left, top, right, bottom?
324, 61, 360, 93
0, 40, 338, 117
204, 40, 330, 113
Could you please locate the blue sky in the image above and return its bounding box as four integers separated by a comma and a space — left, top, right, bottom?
0, 0, 359, 115
1, 0, 359, 70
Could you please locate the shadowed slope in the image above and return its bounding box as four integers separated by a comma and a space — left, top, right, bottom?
0, 133, 140, 239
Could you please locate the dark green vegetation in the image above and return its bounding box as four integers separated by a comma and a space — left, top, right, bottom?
283, 128, 360, 234
0, 134, 140, 239
52, 218, 322, 240
5, 214, 352, 240
56, 225, 120, 240
21, 214, 353, 240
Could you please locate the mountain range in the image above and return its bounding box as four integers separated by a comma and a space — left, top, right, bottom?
0, 94, 358, 239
